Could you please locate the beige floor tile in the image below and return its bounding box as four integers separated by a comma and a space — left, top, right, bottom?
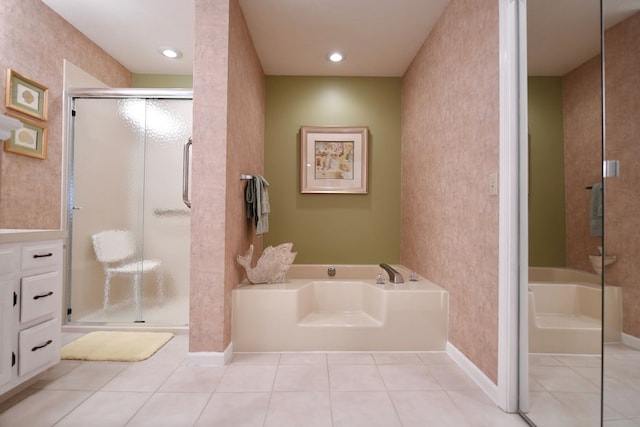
216, 364, 277, 392
273, 364, 329, 391
448, 389, 529, 427
529, 365, 600, 393
195, 392, 270, 426
390, 390, 471, 427
604, 379, 640, 418
327, 352, 375, 364
526, 391, 599, 427
372, 352, 422, 364
29, 360, 84, 389
158, 364, 226, 393
555, 354, 601, 368
126, 392, 210, 427
328, 364, 386, 391
529, 354, 563, 366
603, 420, 640, 427
0, 390, 91, 427
54, 391, 151, 427
279, 352, 327, 365
231, 352, 281, 365
331, 391, 401, 427
571, 366, 602, 385
550, 392, 602, 425
265, 391, 332, 427
40, 361, 129, 391
101, 362, 177, 392
418, 351, 455, 365
378, 363, 441, 390
428, 363, 482, 391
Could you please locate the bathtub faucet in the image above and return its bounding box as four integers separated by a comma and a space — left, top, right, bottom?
379, 264, 404, 284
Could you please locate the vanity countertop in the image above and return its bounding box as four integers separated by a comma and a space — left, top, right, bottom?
0, 229, 67, 243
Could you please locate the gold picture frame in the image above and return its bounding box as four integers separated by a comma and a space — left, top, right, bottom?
300, 126, 369, 194
3, 112, 48, 159
5, 69, 49, 120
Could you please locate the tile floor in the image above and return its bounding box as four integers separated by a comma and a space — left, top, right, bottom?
525, 343, 640, 427
0, 333, 529, 427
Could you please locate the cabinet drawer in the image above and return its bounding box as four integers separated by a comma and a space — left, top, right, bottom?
21, 272, 60, 323
18, 318, 60, 376
21, 242, 62, 271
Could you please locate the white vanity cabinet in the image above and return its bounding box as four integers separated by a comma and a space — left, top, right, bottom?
0, 233, 64, 396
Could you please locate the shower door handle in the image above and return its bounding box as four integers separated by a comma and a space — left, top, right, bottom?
182, 138, 192, 208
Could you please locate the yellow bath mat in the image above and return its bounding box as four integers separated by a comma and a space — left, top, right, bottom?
61, 331, 173, 362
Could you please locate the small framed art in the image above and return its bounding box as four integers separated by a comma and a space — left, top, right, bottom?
5, 69, 49, 120
3, 112, 48, 159
300, 126, 369, 194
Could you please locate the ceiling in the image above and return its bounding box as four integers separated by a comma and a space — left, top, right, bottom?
41, 0, 639, 78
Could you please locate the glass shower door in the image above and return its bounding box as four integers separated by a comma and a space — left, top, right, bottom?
68, 92, 191, 325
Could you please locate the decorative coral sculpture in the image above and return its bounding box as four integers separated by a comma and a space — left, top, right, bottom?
237, 243, 297, 284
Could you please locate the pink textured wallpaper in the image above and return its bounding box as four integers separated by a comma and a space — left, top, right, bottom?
224, 0, 265, 345
603, 13, 640, 339
0, 0, 131, 229
564, 13, 640, 339
563, 56, 603, 272
190, 0, 264, 352
401, 0, 500, 383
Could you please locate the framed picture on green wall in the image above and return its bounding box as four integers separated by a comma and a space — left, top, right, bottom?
300, 126, 369, 194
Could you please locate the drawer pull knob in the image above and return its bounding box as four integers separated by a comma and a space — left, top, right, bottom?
33, 253, 53, 259
31, 340, 53, 352
33, 291, 54, 300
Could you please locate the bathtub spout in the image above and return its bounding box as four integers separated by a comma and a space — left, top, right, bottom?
379, 264, 404, 284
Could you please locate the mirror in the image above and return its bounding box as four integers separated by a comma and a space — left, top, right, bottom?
522, 1, 640, 425
602, 0, 640, 423
525, 2, 603, 426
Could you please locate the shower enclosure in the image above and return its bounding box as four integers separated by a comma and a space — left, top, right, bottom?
66, 89, 192, 325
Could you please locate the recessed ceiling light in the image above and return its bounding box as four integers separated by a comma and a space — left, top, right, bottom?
328, 52, 345, 63
159, 47, 182, 59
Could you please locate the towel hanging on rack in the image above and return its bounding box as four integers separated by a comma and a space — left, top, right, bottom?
589, 183, 603, 237
245, 175, 270, 235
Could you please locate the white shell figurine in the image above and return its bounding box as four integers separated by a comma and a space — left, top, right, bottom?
237, 243, 297, 284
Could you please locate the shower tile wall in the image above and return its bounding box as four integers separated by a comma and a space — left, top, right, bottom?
401, 0, 501, 383
0, 0, 131, 229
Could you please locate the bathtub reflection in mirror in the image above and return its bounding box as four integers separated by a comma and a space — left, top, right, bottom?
523, 1, 640, 426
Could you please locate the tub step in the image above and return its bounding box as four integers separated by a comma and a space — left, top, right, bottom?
536, 314, 601, 330
299, 312, 382, 327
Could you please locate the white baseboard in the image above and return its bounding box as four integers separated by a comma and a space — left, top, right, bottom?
621, 333, 640, 351
447, 342, 499, 404
186, 341, 234, 366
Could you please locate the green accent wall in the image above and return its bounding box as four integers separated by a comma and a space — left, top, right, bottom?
132, 74, 193, 88
528, 77, 567, 267
264, 76, 401, 264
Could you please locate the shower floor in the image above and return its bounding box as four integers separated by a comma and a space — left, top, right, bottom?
71, 295, 189, 325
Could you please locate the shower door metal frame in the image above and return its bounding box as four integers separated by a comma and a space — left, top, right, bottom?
64, 88, 193, 325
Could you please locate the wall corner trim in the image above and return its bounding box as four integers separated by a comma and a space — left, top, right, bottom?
186, 342, 234, 366
447, 342, 499, 404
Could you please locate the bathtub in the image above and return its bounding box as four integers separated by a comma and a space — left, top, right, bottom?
528, 267, 622, 354
232, 264, 448, 352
